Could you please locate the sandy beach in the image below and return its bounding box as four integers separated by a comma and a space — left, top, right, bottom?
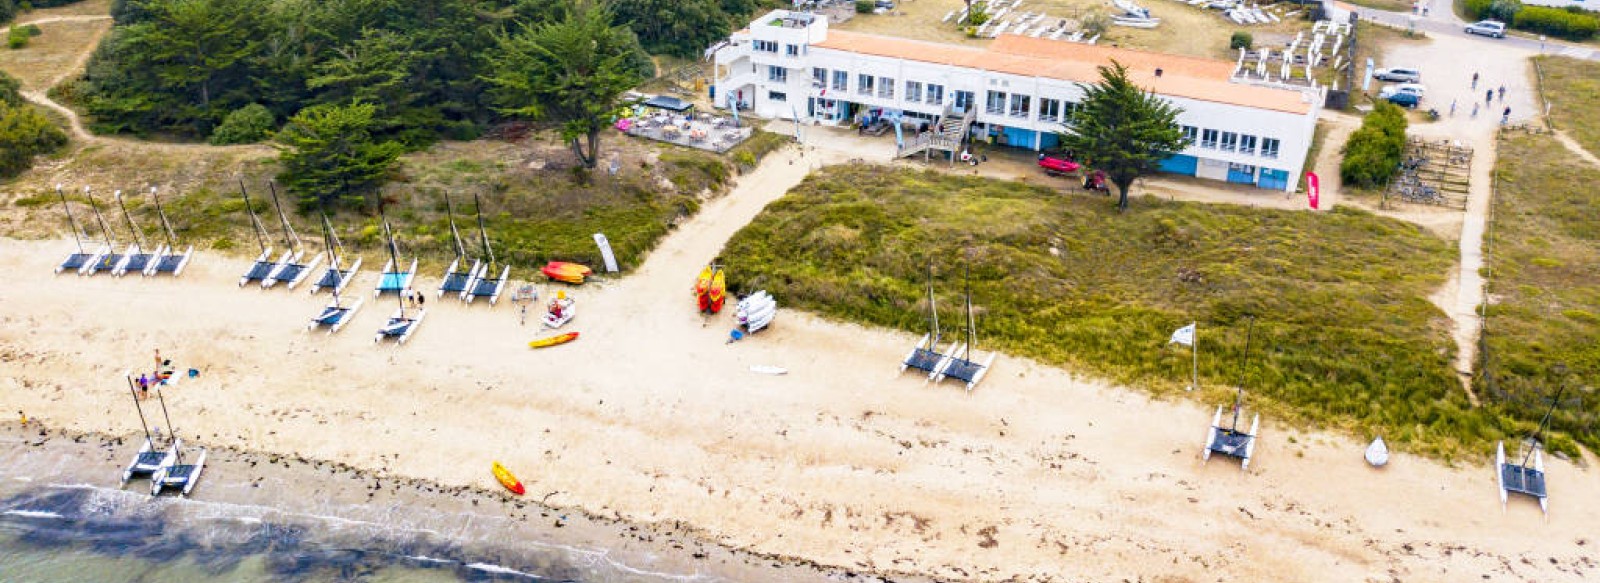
4, 144, 1598, 582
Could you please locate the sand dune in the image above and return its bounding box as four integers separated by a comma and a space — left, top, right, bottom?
4, 146, 1597, 582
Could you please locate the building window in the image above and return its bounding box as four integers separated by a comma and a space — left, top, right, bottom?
1008, 94, 1031, 118
985, 90, 1006, 114
926, 84, 944, 105
769, 91, 786, 102
879, 76, 894, 98
905, 81, 922, 103
1262, 138, 1281, 159
858, 74, 874, 95
954, 90, 974, 111
753, 40, 778, 53
1039, 98, 1061, 122
1180, 125, 1198, 145
1201, 129, 1219, 149
785, 44, 800, 57
767, 65, 787, 83
1239, 134, 1257, 155
812, 67, 827, 86
1220, 131, 1238, 152
832, 70, 848, 91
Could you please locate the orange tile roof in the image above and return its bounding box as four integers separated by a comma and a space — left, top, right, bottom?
811, 30, 1314, 114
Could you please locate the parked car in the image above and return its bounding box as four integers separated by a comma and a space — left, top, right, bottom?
1464, 20, 1506, 38
1384, 91, 1422, 109
1379, 83, 1427, 99
1372, 67, 1421, 83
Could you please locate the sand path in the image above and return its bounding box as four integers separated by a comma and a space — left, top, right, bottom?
5, 138, 1598, 581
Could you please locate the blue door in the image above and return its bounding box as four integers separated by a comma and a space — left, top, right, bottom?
1257, 168, 1289, 190
1158, 154, 1198, 176
1227, 163, 1257, 184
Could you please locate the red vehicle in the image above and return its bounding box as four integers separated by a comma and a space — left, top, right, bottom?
1082, 169, 1109, 194
1037, 153, 1081, 176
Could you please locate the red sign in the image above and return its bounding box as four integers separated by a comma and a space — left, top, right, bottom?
1307, 172, 1321, 210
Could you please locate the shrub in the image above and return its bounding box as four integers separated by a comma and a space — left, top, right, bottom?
1340, 101, 1407, 189
6, 25, 28, 49
964, 4, 990, 26
0, 100, 70, 177
1230, 31, 1253, 50
1514, 6, 1600, 40
209, 103, 275, 145
855, 0, 872, 13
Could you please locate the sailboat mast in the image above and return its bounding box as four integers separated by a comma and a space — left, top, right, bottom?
266, 182, 298, 252
472, 190, 496, 268
1233, 317, 1255, 431
125, 375, 154, 446
150, 187, 180, 250
57, 184, 85, 254
321, 213, 346, 305
380, 204, 406, 315
926, 265, 940, 342
114, 190, 146, 253
238, 178, 268, 255
153, 381, 182, 462
84, 187, 117, 250
1524, 384, 1568, 467
964, 265, 976, 359
444, 191, 467, 262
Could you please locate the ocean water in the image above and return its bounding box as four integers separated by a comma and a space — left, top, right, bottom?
0, 434, 776, 583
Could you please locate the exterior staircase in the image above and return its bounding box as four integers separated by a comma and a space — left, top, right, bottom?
898, 106, 975, 161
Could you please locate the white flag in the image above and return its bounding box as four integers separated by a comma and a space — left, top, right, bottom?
1169, 323, 1195, 347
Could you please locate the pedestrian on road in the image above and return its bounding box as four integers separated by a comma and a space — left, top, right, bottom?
1472, 72, 1479, 89
1486, 89, 1493, 105
1497, 85, 1506, 102
1502, 106, 1512, 124
1450, 99, 1457, 117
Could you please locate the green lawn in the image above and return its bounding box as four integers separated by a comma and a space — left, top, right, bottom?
722, 165, 1508, 459
1536, 56, 1600, 157
1479, 132, 1600, 455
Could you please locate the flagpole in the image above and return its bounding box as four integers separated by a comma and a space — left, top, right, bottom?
1191, 321, 1198, 392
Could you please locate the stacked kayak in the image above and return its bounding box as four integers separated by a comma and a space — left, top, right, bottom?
542, 261, 592, 284
695, 264, 727, 314
737, 290, 776, 333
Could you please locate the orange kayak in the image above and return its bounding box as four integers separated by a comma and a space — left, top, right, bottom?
707, 267, 727, 314
529, 331, 579, 348
542, 261, 592, 284
492, 461, 525, 495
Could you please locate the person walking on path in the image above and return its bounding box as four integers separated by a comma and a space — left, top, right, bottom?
1502, 106, 1512, 124
1450, 99, 1457, 117
417, 292, 425, 310
1498, 86, 1506, 102
1472, 72, 1479, 89
1486, 89, 1493, 105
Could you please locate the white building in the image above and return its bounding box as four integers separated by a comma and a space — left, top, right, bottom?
711, 10, 1323, 192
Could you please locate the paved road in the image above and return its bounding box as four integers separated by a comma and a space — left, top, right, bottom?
1349, 2, 1599, 61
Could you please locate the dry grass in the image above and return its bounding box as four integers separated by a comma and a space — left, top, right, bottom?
1535, 56, 1600, 157
0, 18, 109, 90
1480, 132, 1600, 455
837, 0, 1307, 59
13, 0, 113, 20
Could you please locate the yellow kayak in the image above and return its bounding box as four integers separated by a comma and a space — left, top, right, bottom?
529, 331, 579, 348
492, 461, 525, 495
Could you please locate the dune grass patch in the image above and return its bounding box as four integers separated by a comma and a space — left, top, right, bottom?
1479, 132, 1600, 456
722, 165, 1509, 459
1536, 56, 1600, 158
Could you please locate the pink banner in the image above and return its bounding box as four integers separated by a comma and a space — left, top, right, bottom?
1307, 172, 1321, 210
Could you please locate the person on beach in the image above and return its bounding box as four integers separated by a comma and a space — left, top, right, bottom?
1497, 86, 1505, 102
137, 374, 150, 399
417, 292, 425, 310
1471, 72, 1478, 89
1486, 89, 1493, 105
1449, 99, 1457, 117
1502, 106, 1511, 124
1472, 102, 1479, 118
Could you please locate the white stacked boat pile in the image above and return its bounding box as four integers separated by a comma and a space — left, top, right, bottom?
737, 291, 777, 334
1111, 0, 1161, 28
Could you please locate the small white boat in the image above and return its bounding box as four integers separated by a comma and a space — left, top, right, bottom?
750, 365, 788, 375
543, 297, 576, 329
375, 308, 426, 345
1365, 437, 1389, 467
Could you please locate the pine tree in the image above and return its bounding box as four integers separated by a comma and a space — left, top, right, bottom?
1057, 61, 1190, 212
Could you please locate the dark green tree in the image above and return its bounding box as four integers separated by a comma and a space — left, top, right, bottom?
275, 101, 403, 210
484, 0, 647, 168
1056, 60, 1190, 211
611, 0, 731, 58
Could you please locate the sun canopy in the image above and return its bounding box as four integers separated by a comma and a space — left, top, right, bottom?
643, 95, 694, 113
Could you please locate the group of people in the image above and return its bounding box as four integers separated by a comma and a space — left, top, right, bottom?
399, 288, 427, 310
134, 349, 175, 400
1450, 72, 1512, 123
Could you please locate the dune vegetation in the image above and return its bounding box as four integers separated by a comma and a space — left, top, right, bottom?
720, 164, 1521, 459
